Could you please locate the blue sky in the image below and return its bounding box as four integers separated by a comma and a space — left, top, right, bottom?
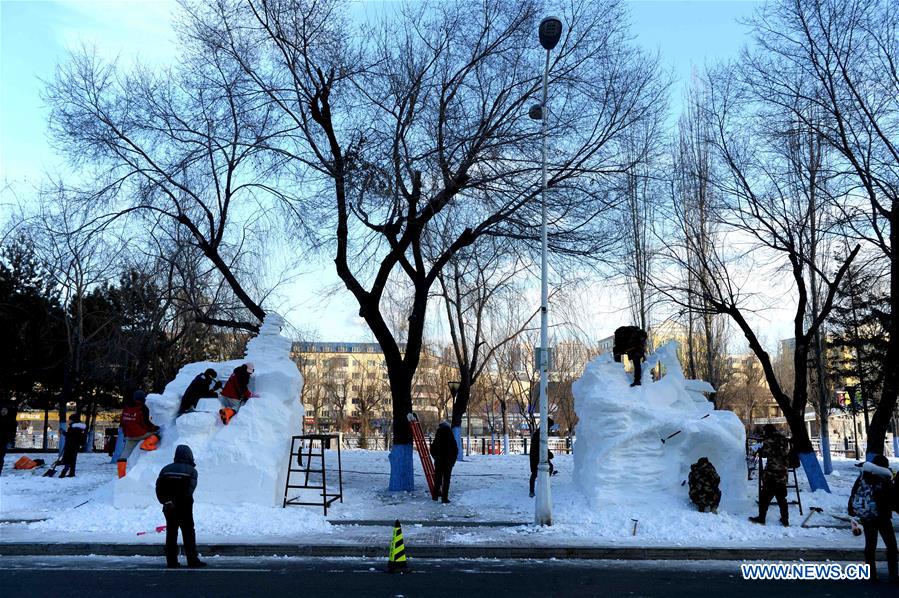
0, 0, 765, 343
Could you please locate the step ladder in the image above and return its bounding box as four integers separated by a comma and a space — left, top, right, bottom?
757, 458, 803, 516
408, 413, 436, 498
282, 433, 343, 515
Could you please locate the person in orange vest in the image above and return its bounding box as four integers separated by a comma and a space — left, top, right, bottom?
117, 390, 160, 478
219, 363, 256, 422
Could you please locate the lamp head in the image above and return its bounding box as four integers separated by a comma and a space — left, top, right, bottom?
448, 381, 460, 396
539, 17, 563, 50
528, 103, 544, 120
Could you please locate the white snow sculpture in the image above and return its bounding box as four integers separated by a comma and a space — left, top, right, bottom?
114, 314, 303, 507
572, 341, 749, 510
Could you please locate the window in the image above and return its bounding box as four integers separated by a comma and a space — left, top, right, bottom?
353, 372, 361, 379
367, 372, 376, 379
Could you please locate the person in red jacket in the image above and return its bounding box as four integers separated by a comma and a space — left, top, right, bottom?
117, 390, 160, 478
220, 363, 256, 414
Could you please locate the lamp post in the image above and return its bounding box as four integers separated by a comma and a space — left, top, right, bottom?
530, 15, 563, 526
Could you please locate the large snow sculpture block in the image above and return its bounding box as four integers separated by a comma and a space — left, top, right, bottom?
114, 314, 303, 507
572, 341, 749, 510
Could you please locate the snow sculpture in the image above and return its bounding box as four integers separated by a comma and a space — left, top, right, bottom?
114, 314, 303, 507
573, 341, 749, 510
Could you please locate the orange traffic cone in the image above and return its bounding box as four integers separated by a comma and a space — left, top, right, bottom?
117, 460, 127, 478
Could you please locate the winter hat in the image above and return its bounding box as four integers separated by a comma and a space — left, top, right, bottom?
69, 413, 81, 423
245, 362, 255, 374
763, 424, 777, 437
204, 368, 218, 378
133, 390, 147, 403
872, 454, 890, 469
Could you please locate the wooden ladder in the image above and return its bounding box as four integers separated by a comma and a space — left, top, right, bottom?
408, 413, 436, 498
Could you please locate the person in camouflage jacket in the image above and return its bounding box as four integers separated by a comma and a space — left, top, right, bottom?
688, 457, 721, 513
749, 424, 790, 526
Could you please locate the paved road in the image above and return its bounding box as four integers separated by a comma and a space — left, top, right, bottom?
1, 556, 895, 597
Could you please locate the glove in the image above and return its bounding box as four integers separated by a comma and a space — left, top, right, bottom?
213, 381, 223, 391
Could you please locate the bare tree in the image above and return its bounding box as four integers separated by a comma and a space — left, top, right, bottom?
43, 23, 294, 331
718, 353, 770, 432
744, 0, 897, 456
659, 66, 861, 491
437, 239, 540, 456
668, 86, 728, 392
28, 188, 127, 423
190, 0, 666, 488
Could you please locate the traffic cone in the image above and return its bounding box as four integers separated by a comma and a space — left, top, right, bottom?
387, 519, 408, 573
117, 460, 127, 478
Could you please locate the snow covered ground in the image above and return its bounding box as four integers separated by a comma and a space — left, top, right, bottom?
0, 449, 883, 550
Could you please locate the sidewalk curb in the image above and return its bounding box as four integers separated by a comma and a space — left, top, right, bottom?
0, 543, 879, 561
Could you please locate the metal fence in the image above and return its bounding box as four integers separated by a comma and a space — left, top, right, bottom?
13, 426, 116, 452
335, 433, 573, 456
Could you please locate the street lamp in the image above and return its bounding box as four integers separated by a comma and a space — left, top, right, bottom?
530, 15, 563, 526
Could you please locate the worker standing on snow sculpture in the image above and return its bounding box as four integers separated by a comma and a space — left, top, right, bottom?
613, 326, 648, 387
156, 444, 206, 569
749, 424, 790, 527
219, 363, 256, 424
529, 417, 556, 498
688, 457, 721, 513
178, 368, 222, 415
117, 390, 160, 478
58, 413, 87, 477
430, 421, 459, 504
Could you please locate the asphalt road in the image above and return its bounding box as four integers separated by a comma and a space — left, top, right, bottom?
1, 556, 896, 597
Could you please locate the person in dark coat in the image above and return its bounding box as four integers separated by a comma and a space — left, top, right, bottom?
688, 457, 721, 513
529, 418, 555, 498
0, 397, 18, 475
178, 368, 221, 415
156, 444, 205, 568
430, 422, 458, 503
749, 424, 791, 526
59, 413, 87, 478
613, 326, 648, 386
848, 454, 897, 581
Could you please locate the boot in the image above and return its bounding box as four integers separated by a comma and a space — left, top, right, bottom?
117, 460, 127, 478
748, 516, 765, 525
187, 559, 207, 568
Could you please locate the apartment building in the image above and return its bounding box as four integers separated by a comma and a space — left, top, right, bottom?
290, 342, 445, 433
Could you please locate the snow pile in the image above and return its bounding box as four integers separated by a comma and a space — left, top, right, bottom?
572, 341, 749, 511
114, 313, 304, 508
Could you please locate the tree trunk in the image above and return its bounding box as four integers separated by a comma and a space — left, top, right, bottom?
867, 221, 898, 458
